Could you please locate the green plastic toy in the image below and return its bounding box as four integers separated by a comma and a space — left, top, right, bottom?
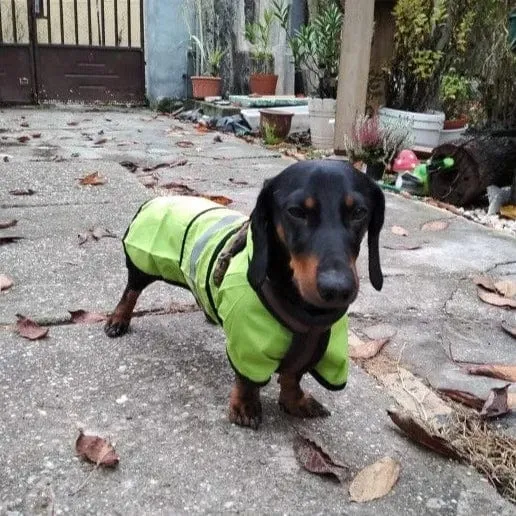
396, 157, 455, 196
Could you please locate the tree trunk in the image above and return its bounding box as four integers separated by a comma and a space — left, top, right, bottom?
429, 136, 516, 207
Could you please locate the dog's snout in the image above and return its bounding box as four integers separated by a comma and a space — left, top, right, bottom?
317, 270, 354, 302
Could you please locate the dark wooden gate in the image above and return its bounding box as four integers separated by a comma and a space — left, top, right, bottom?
0, 0, 145, 104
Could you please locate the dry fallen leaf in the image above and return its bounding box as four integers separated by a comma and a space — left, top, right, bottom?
176, 140, 194, 148
17, 135, 30, 143
480, 384, 511, 418
79, 172, 106, 186
120, 160, 138, 173
0, 275, 14, 291
472, 275, 496, 292
142, 159, 188, 172
201, 194, 233, 206
387, 410, 460, 460
421, 220, 449, 232
383, 243, 421, 251
293, 434, 348, 483
494, 280, 516, 299
67, 120, 79, 126
91, 227, 116, 240
228, 178, 249, 186
0, 236, 23, 246
9, 188, 35, 196
391, 225, 408, 237
465, 364, 516, 382
349, 337, 390, 359
500, 205, 516, 220
501, 320, 516, 338
160, 181, 196, 194
93, 138, 108, 145
0, 219, 18, 229
15, 314, 49, 340
349, 457, 400, 503
69, 310, 107, 324
438, 388, 484, 411
477, 288, 516, 309
75, 430, 119, 467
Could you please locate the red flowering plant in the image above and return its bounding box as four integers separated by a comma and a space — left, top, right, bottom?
344, 114, 411, 168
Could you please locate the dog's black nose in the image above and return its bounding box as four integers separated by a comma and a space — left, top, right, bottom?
317, 270, 354, 302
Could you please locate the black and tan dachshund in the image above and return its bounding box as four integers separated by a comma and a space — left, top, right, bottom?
105, 160, 385, 429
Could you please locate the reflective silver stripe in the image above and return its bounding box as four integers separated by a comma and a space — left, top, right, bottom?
189, 215, 243, 280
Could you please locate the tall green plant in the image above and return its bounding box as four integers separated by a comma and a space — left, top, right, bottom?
290, 2, 343, 98
245, 8, 277, 74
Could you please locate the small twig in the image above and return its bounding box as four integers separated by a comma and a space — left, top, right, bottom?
69, 449, 111, 496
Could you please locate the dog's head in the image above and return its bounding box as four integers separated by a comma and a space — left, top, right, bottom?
248, 160, 384, 310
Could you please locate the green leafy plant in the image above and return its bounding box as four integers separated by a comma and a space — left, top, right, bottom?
385, 0, 485, 112
344, 114, 412, 166
439, 70, 473, 120
245, 9, 277, 74
289, 2, 343, 98
272, 0, 302, 71
261, 122, 282, 145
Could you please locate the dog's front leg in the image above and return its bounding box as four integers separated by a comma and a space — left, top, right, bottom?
278, 373, 330, 418
229, 375, 262, 430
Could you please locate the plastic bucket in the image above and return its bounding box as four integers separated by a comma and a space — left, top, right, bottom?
379, 107, 445, 148
309, 98, 336, 149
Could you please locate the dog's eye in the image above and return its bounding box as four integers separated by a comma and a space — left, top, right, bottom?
351, 206, 368, 220
287, 206, 307, 220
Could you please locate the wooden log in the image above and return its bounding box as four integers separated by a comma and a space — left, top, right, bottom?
429, 136, 516, 206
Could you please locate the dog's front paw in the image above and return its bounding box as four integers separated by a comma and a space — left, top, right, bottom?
104, 317, 130, 338
228, 384, 262, 430
279, 394, 331, 419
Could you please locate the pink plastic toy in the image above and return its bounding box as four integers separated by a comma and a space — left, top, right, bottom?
392, 149, 420, 173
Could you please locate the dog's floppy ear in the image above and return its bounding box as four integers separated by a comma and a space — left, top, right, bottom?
247, 178, 274, 288
367, 183, 385, 291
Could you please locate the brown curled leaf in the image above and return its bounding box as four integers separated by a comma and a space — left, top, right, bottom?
200, 194, 233, 206
17, 135, 30, 143
0, 275, 14, 291
349, 457, 400, 503
9, 188, 35, 196
349, 337, 390, 359
501, 320, 516, 338
91, 227, 117, 240
69, 310, 107, 324
477, 288, 516, 309
383, 243, 421, 251
75, 430, 119, 467
391, 225, 408, 236
387, 409, 460, 460
480, 384, 511, 419
465, 364, 516, 382
79, 172, 106, 186
0, 236, 23, 246
293, 434, 348, 483
472, 275, 496, 292
0, 219, 18, 229
421, 220, 449, 232
15, 314, 49, 340
175, 140, 194, 148
438, 388, 485, 411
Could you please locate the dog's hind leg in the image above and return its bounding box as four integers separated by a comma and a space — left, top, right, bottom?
278, 373, 330, 418
104, 260, 155, 338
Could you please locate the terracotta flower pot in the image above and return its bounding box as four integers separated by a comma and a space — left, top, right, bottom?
259, 109, 294, 140
443, 116, 468, 130
249, 74, 278, 95
190, 76, 221, 99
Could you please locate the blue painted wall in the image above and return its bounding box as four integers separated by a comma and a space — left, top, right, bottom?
145, 0, 190, 102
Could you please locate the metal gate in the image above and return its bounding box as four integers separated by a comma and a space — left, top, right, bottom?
0, 0, 145, 104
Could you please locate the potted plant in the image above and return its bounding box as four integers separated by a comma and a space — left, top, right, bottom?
290, 1, 343, 148
438, 69, 473, 143
190, 42, 226, 99
184, 0, 225, 99
245, 9, 278, 95
344, 114, 412, 181
380, 0, 484, 148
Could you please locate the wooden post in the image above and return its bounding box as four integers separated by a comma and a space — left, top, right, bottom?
333, 0, 375, 154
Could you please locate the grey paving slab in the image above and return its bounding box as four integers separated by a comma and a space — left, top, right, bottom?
0, 315, 513, 515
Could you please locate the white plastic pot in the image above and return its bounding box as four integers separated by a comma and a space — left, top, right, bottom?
309, 98, 336, 149
379, 107, 445, 148
438, 125, 468, 145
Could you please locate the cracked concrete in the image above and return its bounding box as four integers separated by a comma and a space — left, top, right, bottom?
0, 105, 515, 514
